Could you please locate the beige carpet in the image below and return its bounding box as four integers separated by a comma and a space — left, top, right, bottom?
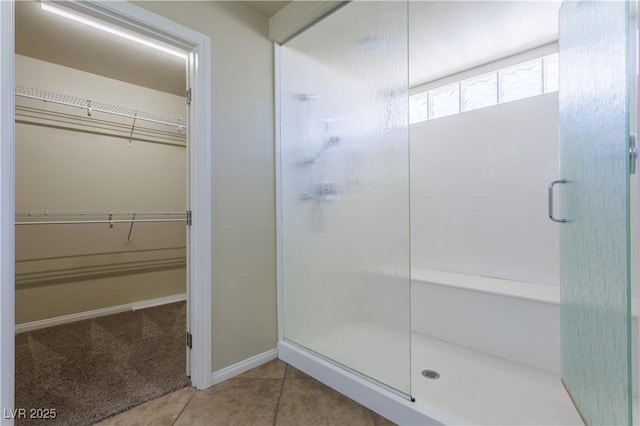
15, 301, 190, 426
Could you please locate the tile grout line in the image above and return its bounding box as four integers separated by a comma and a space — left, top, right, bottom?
171, 387, 197, 426
272, 366, 288, 425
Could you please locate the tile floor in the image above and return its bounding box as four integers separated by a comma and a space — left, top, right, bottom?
96, 359, 396, 426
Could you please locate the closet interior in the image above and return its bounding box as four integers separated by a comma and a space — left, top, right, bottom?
13, 1, 190, 424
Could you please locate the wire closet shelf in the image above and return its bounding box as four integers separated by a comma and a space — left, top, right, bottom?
15, 211, 189, 241
14, 85, 187, 132
15, 211, 188, 226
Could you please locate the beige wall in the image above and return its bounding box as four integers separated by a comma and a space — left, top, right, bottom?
15, 54, 187, 324
134, 1, 277, 372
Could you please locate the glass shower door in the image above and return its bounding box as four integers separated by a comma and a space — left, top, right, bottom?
279, 1, 411, 395
558, 1, 632, 424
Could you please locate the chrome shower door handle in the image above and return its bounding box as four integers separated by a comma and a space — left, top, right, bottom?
548, 179, 568, 223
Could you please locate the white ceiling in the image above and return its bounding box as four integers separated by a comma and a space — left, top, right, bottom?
16, 0, 561, 96
15, 1, 291, 96
15, 0, 187, 96
245, 1, 291, 17
409, 1, 561, 87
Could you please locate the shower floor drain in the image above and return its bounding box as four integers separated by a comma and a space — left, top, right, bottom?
421, 370, 440, 379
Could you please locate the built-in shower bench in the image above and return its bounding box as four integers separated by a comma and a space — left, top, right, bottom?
411, 267, 640, 382
411, 267, 561, 375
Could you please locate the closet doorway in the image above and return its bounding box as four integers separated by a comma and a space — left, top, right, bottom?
0, 1, 212, 424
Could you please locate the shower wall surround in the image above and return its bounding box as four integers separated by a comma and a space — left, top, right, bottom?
411, 93, 560, 286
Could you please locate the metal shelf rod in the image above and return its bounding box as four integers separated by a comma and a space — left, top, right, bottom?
16, 219, 187, 226
16, 211, 186, 217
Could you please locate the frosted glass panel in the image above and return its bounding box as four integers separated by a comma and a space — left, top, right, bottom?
410, 91, 429, 124
429, 83, 459, 119
461, 72, 497, 112
280, 1, 410, 394
543, 54, 559, 93
559, 1, 631, 424
499, 59, 542, 103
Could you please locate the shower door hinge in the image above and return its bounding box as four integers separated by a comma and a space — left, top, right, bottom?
186, 332, 193, 349
186, 210, 192, 227
630, 133, 638, 175
186, 88, 192, 105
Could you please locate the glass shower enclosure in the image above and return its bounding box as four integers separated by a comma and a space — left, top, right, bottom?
278, 0, 411, 396
559, 1, 633, 424
278, 0, 635, 423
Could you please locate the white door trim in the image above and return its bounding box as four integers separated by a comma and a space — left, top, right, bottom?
1, 2, 212, 421
274, 44, 284, 342
0, 1, 16, 424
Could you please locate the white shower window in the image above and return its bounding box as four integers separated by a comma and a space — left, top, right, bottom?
429, 83, 460, 119
498, 58, 542, 103
410, 53, 559, 124
461, 72, 498, 112
409, 91, 429, 124
543, 53, 559, 93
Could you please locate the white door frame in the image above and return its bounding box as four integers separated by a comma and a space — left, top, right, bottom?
1, 1, 212, 422
0, 1, 16, 423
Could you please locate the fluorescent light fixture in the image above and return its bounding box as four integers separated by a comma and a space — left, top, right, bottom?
40, 2, 188, 60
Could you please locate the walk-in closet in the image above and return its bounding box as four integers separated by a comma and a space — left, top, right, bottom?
13, 1, 190, 424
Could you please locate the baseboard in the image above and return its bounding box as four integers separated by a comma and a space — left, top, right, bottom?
278, 341, 440, 425
15, 293, 186, 333
211, 348, 278, 386
130, 293, 186, 311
